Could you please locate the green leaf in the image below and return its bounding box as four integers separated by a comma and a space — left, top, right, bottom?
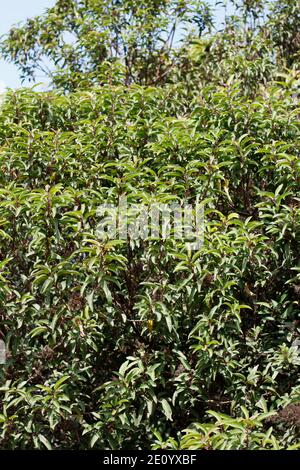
161, 399, 173, 421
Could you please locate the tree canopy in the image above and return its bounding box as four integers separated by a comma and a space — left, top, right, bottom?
0, 0, 300, 450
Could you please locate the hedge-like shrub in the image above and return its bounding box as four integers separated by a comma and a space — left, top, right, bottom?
0, 74, 299, 449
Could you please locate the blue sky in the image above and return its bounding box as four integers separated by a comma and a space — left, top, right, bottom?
0, 0, 56, 91
0, 0, 229, 92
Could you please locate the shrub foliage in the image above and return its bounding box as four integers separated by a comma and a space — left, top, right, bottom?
0, 0, 300, 450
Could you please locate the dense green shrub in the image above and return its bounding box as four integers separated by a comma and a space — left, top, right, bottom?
0, 0, 300, 450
